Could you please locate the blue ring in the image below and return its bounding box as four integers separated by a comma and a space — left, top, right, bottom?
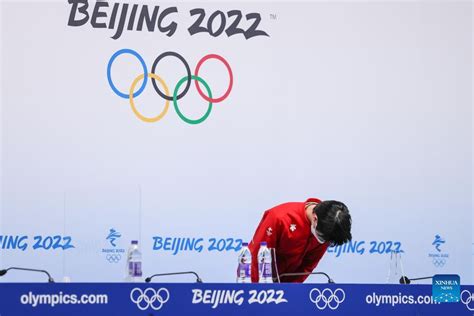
107, 49, 148, 99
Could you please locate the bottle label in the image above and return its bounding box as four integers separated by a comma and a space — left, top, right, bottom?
238, 263, 251, 278
129, 262, 143, 277
259, 262, 272, 278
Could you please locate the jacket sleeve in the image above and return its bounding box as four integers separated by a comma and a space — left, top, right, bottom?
283, 243, 329, 283
248, 210, 280, 283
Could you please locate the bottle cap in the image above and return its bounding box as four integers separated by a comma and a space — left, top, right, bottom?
260, 242, 267, 246
131, 240, 138, 245
242, 242, 249, 246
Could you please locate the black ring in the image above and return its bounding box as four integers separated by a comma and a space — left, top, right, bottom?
151, 51, 191, 101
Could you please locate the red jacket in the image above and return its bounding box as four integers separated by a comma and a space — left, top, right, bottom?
249, 198, 329, 283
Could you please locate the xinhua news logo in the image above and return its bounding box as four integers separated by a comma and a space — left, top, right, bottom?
432, 274, 460, 303
107, 49, 233, 124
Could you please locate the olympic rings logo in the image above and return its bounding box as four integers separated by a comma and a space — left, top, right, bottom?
107, 49, 233, 124
461, 290, 474, 311
309, 288, 345, 310
432, 258, 446, 267
106, 254, 122, 263
130, 287, 170, 311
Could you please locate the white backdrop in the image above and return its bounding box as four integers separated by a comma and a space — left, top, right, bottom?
0, 0, 472, 284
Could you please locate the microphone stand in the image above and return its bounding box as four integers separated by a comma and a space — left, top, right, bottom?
145, 271, 203, 283
399, 276, 433, 284
278, 272, 334, 283
0, 267, 55, 283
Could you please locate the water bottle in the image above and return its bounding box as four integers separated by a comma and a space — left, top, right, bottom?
236, 242, 252, 283
386, 250, 405, 284
258, 242, 273, 283
126, 240, 143, 282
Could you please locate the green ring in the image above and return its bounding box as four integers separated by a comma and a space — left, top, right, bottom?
173, 75, 213, 124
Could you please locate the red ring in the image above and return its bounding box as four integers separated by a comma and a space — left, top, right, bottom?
194, 54, 233, 103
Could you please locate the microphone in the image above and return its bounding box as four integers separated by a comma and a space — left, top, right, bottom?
399, 275, 433, 284
145, 271, 203, 283
0, 267, 55, 283
278, 272, 334, 283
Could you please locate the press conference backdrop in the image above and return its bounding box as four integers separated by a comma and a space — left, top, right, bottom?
0, 1, 472, 284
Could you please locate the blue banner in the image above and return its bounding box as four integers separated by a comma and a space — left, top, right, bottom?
0, 283, 472, 315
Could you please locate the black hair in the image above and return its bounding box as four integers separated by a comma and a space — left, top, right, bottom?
313, 200, 352, 246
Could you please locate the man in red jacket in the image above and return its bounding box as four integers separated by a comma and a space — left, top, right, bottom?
249, 198, 352, 283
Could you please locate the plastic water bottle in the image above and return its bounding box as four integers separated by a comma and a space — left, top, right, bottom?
236, 242, 252, 283
126, 240, 143, 282
258, 242, 273, 283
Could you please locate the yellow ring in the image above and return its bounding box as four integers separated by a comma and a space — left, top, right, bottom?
129, 73, 170, 123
